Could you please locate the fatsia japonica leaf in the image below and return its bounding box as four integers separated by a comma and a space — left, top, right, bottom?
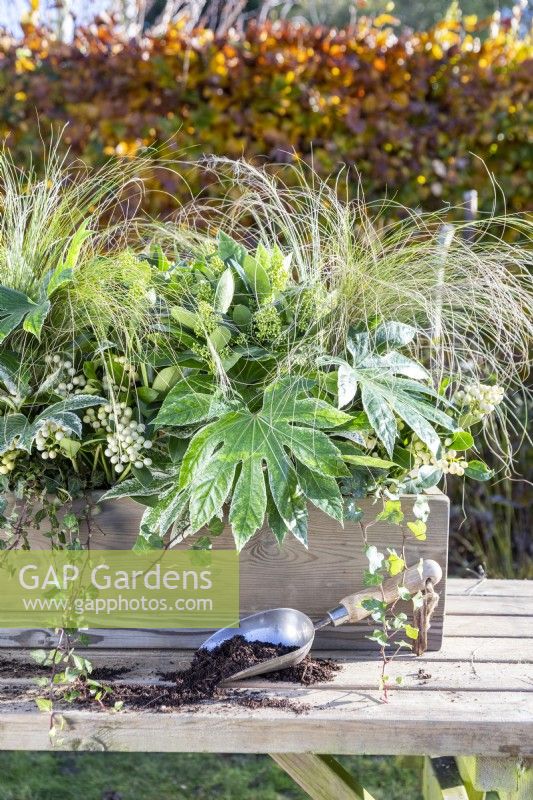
336, 323, 456, 457
164, 380, 350, 550
153, 378, 231, 428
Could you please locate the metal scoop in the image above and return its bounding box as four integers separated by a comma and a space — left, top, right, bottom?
201, 559, 442, 682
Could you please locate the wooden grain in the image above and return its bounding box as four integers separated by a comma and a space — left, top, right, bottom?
0, 690, 530, 756
4, 491, 449, 651
1, 653, 531, 692
270, 754, 375, 800
0, 581, 532, 757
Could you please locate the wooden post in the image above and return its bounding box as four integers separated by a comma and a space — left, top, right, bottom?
270, 753, 376, 800
423, 757, 478, 800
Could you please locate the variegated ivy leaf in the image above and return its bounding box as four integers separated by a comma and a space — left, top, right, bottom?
365, 544, 385, 574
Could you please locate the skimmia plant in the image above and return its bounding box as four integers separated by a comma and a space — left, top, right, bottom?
0, 154, 530, 560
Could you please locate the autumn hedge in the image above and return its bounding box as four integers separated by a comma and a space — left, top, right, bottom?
0, 16, 531, 215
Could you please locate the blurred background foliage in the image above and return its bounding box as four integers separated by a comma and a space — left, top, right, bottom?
0, 0, 531, 578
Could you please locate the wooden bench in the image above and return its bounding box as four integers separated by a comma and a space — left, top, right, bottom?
0, 578, 531, 799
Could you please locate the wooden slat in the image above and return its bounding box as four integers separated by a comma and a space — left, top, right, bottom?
446, 596, 533, 617
447, 580, 533, 598
0, 690, 530, 756
270, 753, 375, 800
1, 613, 528, 651
2, 651, 531, 692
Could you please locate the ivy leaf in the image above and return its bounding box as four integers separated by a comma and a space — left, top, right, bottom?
464, 459, 493, 481
387, 550, 406, 576
35, 697, 53, 713
448, 430, 474, 450
397, 586, 411, 601
377, 499, 404, 525
407, 520, 427, 540
367, 629, 389, 647
343, 498, 363, 522
413, 494, 430, 522
405, 624, 420, 640
365, 544, 385, 574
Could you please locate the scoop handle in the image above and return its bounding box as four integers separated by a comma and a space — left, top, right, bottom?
327, 559, 442, 626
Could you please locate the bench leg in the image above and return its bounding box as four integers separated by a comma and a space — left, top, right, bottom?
269, 753, 376, 800
423, 757, 483, 799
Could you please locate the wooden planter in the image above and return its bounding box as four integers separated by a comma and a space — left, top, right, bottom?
0, 489, 449, 651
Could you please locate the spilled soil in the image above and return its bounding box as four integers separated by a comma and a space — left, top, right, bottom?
3, 636, 341, 714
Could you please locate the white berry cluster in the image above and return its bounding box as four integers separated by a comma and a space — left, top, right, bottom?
44, 354, 87, 397
83, 403, 152, 474
455, 383, 504, 417
0, 449, 19, 475
34, 421, 69, 460
410, 438, 468, 476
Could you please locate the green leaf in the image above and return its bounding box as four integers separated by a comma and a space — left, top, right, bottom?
22, 300, 51, 340
343, 498, 363, 522
397, 586, 411, 601
367, 630, 389, 647
139, 484, 189, 540
377, 499, 404, 525
362, 351, 429, 380
465, 460, 493, 481
361, 384, 397, 457
152, 366, 182, 394
387, 550, 406, 576
0, 413, 30, 454
64, 221, 93, 271
0, 285, 44, 341
229, 459, 267, 550
296, 463, 344, 523
340, 452, 396, 470
35, 697, 53, 713
179, 380, 347, 547
59, 438, 81, 458
218, 232, 247, 264
374, 321, 416, 349
337, 363, 357, 408
0, 353, 23, 396
31, 649, 49, 666
213, 268, 235, 313
154, 382, 228, 428
171, 306, 199, 330
233, 304, 252, 327
405, 624, 419, 640
407, 520, 427, 540
137, 386, 159, 404
242, 255, 271, 299
448, 430, 474, 450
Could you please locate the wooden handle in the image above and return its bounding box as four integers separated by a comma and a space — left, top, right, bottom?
337, 559, 443, 625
